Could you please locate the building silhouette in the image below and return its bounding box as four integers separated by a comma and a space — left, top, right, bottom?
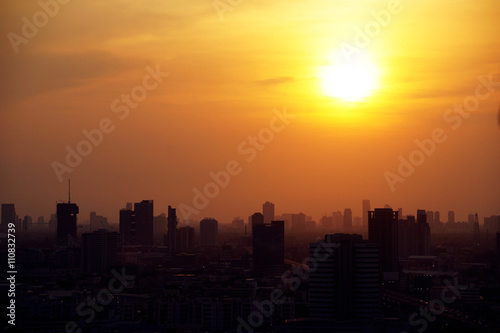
200, 218, 218, 247
56, 202, 79, 245
167, 205, 177, 256
177, 226, 195, 252
119, 200, 154, 245
368, 208, 398, 276
309, 234, 381, 321
417, 210, 431, 256
362, 200, 371, 228
448, 210, 455, 224
81, 229, 118, 274
262, 201, 275, 224
343, 208, 352, 229
252, 220, 284, 276
250, 212, 264, 233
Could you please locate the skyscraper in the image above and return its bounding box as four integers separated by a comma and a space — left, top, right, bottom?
250, 212, 264, 233
252, 220, 284, 276
119, 207, 135, 244
417, 210, 431, 256
81, 229, 118, 274
262, 201, 275, 224
368, 208, 398, 275
448, 210, 455, 224
434, 211, 440, 224
309, 234, 381, 321
362, 200, 371, 228
343, 208, 352, 229
200, 218, 218, 247
56, 202, 79, 245
167, 205, 177, 256
134, 200, 154, 245
177, 226, 195, 252
1, 204, 16, 226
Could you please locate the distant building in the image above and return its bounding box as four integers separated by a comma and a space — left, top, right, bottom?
399, 215, 417, 259
368, 208, 398, 275
309, 234, 381, 321
417, 210, 431, 256
253, 220, 284, 276
291, 212, 306, 232
343, 208, 352, 229
177, 226, 195, 252
200, 218, 218, 247
56, 202, 79, 245
362, 200, 370, 227
90, 211, 108, 231
119, 208, 135, 244
448, 210, 455, 224
167, 206, 177, 256
250, 212, 264, 233
81, 229, 118, 274
262, 201, 275, 224
434, 211, 440, 224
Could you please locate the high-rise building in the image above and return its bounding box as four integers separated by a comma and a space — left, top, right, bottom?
119, 208, 135, 244
263, 201, 275, 224
343, 208, 352, 229
250, 212, 264, 233
468, 214, 475, 224
397, 208, 403, 220
398, 215, 417, 259
417, 210, 431, 256
309, 234, 381, 321
167, 206, 177, 256
119, 200, 154, 245
81, 229, 118, 274
134, 200, 154, 245
368, 208, 398, 275
1, 204, 16, 226
362, 200, 371, 227
434, 211, 440, 224
154, 213, 167, 243
448, 211, 455, 224
90, 211, 108, 231
473, 213, 480, 245
177, 226, 195, 252
426, 211, 434, 225
22, 215, 32, 232
253, 220, 284, 276
200, 218, 218, 247
56, 202, 79, 245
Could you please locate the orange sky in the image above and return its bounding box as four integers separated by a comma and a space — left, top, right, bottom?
1, 0, 499, 224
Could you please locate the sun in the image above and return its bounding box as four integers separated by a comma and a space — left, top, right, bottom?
319, 58, 380, 102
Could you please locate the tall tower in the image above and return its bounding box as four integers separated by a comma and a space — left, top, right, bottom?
417, 210, 431, 256
262, 201, 275, 224
309, 234, 381, 321
368, 208, 398, 275
56, 180, 79, 245
134, 200, 154, 245
56, 202, 79, 245
253, 220, 284, 276
448, 210, 455, 224
343, 208, 352, 229
167, 206, 177, 256
362, 200, 371, 228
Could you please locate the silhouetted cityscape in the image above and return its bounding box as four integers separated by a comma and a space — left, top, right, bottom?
1, 197, 500, 332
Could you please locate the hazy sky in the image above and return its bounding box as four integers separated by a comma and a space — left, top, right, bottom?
1, 0, 499, 224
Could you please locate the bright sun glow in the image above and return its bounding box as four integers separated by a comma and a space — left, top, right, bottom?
319, 58, 380, 102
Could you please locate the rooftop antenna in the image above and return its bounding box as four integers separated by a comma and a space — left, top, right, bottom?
68, 179, 71, 203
